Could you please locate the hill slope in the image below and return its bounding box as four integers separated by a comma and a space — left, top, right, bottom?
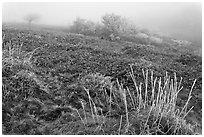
2, 24, 202, 135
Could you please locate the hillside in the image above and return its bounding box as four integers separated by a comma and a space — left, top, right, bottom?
2, 24, 202, 135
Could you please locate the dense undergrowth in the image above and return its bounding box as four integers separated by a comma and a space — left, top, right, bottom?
2, 25, 202, 135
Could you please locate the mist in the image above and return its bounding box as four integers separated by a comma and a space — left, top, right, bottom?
2, 2, 202, 45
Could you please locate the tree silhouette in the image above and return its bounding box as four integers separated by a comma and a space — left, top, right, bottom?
24, 14, 40, 29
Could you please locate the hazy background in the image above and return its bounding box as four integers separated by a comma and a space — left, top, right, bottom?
2, 2, 202, 45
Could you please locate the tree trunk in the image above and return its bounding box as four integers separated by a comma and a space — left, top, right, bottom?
28, 21, 32, 30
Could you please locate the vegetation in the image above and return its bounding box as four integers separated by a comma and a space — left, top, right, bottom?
69, 13, 138, 41
2, 14, 202, 135
24, 14, 40, 29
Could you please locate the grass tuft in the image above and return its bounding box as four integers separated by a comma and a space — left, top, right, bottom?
77, 64, 197, 134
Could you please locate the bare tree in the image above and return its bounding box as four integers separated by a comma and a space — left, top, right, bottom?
24, 14, 40, 29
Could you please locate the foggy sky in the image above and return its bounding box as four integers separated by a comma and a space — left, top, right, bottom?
2, 2, 202, 43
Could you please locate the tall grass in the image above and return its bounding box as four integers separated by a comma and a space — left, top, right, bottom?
80, 65, 197, 135
2, 38, 40, 70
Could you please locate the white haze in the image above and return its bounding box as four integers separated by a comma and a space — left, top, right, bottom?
2, 2, 202, 45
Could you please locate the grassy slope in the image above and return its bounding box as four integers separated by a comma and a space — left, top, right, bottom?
2, 24, 202, 134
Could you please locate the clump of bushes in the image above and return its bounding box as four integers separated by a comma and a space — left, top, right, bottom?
68, 13, 140, 42
68, 13, 167, 46
68, 17, 97, 36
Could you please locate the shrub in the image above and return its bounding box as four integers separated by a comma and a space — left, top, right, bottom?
69, 17, 97, 36
101, 13, 123, 35
80, 73, 112, 97
101, 13, 139, 41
